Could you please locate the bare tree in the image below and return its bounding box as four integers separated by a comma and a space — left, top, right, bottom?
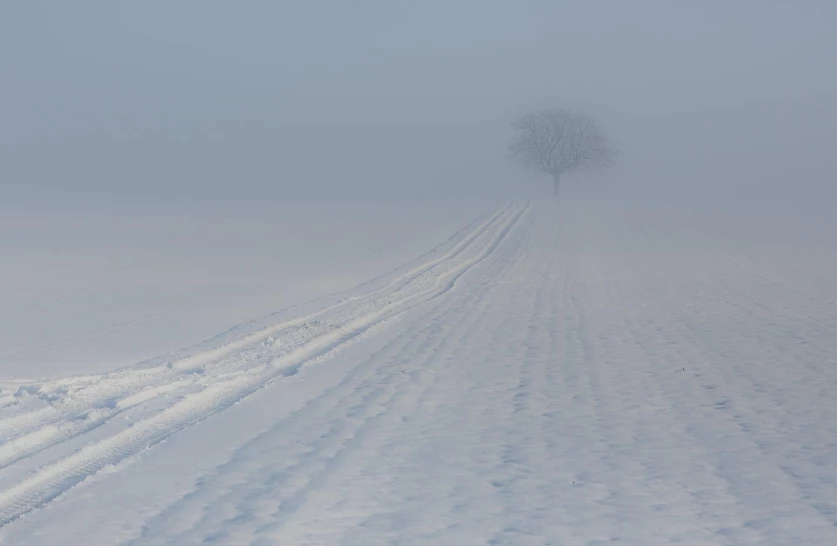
508, 109, 615, 197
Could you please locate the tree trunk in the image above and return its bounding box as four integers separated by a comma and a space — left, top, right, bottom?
552, 174, 561, 199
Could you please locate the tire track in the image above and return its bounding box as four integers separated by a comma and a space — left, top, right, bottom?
0, 204, 511, 455
0, 202, 529, 529
0, 204, 513, 467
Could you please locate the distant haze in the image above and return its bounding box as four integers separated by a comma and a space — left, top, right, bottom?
2, 1, 835, 203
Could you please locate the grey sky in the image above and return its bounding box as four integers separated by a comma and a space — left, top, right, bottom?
2, 1, 835, 203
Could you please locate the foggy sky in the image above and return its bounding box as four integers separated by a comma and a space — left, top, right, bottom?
2, 1, 836, 203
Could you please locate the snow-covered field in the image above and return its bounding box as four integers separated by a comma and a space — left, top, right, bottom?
1, 198, 837, 544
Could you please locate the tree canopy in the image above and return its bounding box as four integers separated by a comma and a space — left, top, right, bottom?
508, 109, 615, 196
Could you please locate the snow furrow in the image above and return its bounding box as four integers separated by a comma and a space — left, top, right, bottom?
0, 201, 528, 528
0, 205, 513, 468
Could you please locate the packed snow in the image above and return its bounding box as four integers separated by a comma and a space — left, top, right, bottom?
1, 198, 836, 545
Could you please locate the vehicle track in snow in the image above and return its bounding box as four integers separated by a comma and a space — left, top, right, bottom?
0, 201, 529, 528
0, 203, 512, 459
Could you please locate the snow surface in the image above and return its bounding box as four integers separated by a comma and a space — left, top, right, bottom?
1, 199, 837, 544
